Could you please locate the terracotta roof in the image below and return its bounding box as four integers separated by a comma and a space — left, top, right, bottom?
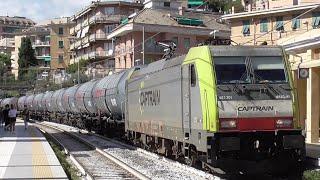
0, 16, 35, 26
131, 8, 230, 31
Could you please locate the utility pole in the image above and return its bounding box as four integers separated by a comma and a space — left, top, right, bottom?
142, 26, 145, 65
77, 57, 80, 85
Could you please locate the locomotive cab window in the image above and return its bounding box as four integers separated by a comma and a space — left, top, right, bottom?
190, 64, 196, 87
251, 56, 287, 83
214, 57, 250, 84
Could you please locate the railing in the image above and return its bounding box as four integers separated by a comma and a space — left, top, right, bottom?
89, 51, 110, 59
32, 41, 50, 46
89, 33, 109, 42
36, 54, 50, 58
89, 15, 127, 24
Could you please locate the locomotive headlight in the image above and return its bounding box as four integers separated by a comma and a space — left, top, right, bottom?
220, 120, 237, 129
276, 119, 293, 128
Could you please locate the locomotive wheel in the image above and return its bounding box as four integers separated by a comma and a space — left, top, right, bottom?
185, 150, 198, 167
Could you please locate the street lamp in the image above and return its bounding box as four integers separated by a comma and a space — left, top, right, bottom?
210, 30, 220, 40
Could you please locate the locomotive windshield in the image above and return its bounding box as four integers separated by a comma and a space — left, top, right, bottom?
214, 56, 287, 84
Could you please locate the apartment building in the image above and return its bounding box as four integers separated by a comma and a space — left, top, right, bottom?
12, 18, 72, 80
0, 16, 35, 39
242, 0, 319, 12
69, 1, 144, 73
108, 1, 230, 70
222, 3, 320, 144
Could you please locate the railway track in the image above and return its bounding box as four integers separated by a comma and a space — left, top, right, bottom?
35, 121, 219, 180
35, 121, 313, 180
35, 123, 147, 180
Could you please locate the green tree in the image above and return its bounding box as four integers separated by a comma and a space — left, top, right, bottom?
66, 59, 88, 74
0, 53, 11, 77
208, 0, 243, 13
18, 37, 37, 80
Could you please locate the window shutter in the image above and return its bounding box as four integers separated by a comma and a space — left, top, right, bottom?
260, 18, 268, 32
242, 20, 250, 34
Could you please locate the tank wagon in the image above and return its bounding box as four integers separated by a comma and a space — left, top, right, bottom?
13, 45, 304, 174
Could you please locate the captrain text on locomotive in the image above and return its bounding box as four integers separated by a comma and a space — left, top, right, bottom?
1, 45, 305, 174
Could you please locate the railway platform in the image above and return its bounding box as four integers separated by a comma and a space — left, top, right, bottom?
0, 119, 68, 180
306, 140, 320, 167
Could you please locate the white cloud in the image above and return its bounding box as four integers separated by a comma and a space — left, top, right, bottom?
0, 0, 91, 22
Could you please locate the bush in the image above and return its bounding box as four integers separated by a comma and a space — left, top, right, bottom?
303, 170, 320, 180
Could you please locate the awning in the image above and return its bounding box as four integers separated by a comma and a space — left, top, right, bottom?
76, 30, 82, 38
81, 26, 89, 38
44, 57, 51, 61
121, 18, 128, 25
187, 1, 204, 5
46, 35, 51, 38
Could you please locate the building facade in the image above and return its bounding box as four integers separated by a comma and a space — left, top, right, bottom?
242, 0, 320, 12
222, 3, 320, 143
0, 16, 35, 39
108, 2, 230, 71
69, 1, 144, 74
12, 18, 72, 80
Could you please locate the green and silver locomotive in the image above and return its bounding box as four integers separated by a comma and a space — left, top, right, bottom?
125, 45, 305, 173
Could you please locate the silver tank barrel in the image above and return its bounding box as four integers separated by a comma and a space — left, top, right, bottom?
33, 94, 44, 112
93, 67, 141, 119
18, 96, 27, 111
42, 91, 54, 112
51, 89, 65, 113
75, 80, 98, 114
57, 89, 67, 113
25, 95, 35, 111
62, 86, 79, 113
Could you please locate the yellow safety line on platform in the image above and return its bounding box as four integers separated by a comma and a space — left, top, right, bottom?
30, 128, 53, 178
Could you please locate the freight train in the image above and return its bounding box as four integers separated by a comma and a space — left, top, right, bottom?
1, 45, 305, 174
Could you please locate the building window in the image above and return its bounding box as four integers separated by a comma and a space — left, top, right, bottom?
172, 37, 178, 47
164, 2, 170, 7
59, 27, 64, 35
59, 41, 64, 48
312, 12, 320, 28
184, 38, 190, 49
190, 64, 196, 87
105, 7, 114, 15
275, 16, 284, 31
104, 42, 113, 51
260, 18, 268, 33
58, 55, 63, 63
106, 24, 116, 33
292, 14, 300, 30
242, 20, 250, 35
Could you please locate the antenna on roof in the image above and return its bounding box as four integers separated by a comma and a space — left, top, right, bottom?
154, 41, 176, 61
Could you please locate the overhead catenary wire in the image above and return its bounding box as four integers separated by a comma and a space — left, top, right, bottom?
242, 3, 320, 45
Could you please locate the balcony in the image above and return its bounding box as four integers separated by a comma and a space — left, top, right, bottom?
32, 41, 50, 47
89, 33, 109, 42
89, 51, 110, 59
89, 15, 127, 24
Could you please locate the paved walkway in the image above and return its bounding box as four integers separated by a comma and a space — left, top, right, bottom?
306, 140, 320, 167
0, 119, 68, 180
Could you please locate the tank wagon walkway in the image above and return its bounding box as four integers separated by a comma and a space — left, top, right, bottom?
0, 119, 68, 179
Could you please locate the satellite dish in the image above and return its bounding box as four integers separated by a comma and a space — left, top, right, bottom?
108, 49, 113, 56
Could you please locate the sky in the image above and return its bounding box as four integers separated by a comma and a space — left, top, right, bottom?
0, 0, 92, 23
